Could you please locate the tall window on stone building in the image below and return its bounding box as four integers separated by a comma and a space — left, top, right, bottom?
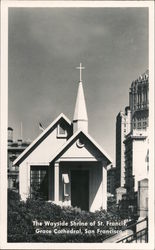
30, 166, 48, 200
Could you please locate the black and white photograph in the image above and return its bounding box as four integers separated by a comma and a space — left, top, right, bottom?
0, 1, 154, 249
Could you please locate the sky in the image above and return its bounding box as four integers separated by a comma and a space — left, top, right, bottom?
8, 7, 148, 163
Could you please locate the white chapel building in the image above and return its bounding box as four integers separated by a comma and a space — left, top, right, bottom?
14, 65, 112, 212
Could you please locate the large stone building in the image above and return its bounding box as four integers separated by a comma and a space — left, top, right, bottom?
14, 68, 112, 212
124, 70, 149, 197
129, 70, 149, 131
124, 130, 149, 199
115, 106, 131, 188
8, 127, 30, 190
115, 70, 149, 200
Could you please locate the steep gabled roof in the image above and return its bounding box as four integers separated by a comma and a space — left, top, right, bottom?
49, 129, 112, 164
13, 113, 72, 166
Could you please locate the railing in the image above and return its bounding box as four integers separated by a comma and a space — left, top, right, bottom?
117, 228, 148, 243
117, 217, 148, 243
103, 217, 148, 243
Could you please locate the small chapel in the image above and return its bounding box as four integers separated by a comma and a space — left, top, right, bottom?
14, 64, 112, 212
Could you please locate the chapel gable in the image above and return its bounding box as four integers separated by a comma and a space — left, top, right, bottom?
50, 131, 111, 164
13, 114, 73, 166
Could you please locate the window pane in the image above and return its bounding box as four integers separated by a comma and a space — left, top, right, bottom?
30, 166, 48, 200
59, 125, 66, 134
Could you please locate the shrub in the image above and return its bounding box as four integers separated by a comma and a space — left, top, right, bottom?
8, 190, 126, 242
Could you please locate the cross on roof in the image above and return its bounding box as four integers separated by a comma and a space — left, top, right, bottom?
76, 63, 85, 82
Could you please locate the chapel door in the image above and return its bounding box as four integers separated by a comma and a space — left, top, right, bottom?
71, 170, 89, 211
